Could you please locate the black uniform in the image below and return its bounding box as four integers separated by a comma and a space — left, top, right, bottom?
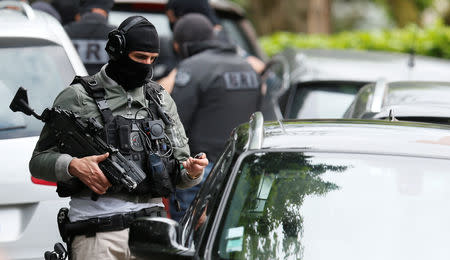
64, 13, 116, 75
171, 40, 261, 163
153, 30, 234, 81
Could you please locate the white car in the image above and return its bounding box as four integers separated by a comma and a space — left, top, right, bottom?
0, 2, 87, 259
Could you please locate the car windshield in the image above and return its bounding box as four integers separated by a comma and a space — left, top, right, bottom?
0, 43, 74, 139
214, 151, 450, 260
287, 83, 362, 119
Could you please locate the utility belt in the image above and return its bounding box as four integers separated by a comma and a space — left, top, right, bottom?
58, 206, 166, 242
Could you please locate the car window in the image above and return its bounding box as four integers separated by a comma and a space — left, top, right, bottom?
287, 83, 363, 119
213, 151, 450, 260
0, 43, 75, 139
109, 11, 171, 37
181, 140, 236, 249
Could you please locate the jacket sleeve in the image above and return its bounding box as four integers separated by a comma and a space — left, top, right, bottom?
28, 86, 83, 182
161, 89, 203, 189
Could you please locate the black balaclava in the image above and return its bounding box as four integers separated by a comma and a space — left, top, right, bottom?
167, 0, 220, 31
106, 16, 160, 91
173, 14, 214, 58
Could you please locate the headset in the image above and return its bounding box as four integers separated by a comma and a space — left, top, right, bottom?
105, 16, 147, 60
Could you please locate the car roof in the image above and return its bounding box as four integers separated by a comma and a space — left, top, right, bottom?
1, 3, 66, 44
0, 1, 87, 75
279, 48, 450, 84
237, 113, 450, 160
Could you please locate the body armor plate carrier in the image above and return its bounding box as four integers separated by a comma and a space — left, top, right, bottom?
56, 76, 180, 198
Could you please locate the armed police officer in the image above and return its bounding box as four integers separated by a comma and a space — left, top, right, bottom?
156, 0, 265, 88
29, 16, 208, 260
64, 0, 116, 75
169, 14, 261, 221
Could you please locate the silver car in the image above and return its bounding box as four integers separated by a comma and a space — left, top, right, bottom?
0, 2, 87, 259
261, 48, 450, 121
344, 81, 450, 124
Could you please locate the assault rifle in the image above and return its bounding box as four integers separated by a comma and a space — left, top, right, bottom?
9, 87, 146, 196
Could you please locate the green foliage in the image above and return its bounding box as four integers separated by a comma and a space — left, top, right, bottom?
374, 0, 434, 11
260, 22, 450, 59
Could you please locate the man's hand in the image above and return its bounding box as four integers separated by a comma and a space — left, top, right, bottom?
183, 152, 209, 179
68, 153, 111, 195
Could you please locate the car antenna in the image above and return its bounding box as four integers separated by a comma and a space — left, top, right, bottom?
407, 25, 418, 80
388, 109, 398, 122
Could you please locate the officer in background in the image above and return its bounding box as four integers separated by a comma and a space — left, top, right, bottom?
30, 16, 208, 260
51, 0, 79, 25
169, 14, 261, 221
156, 0, 265, 89
64, 0, 116, 75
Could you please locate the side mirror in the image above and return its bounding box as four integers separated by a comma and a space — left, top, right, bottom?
129, 217, 195, 260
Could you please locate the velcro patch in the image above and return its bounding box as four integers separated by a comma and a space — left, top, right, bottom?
175, 69, 191, 87
72, 39, 109, 64
223, 72, 259, 90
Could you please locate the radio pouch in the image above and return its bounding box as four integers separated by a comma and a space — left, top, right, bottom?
147, 153, 174, 197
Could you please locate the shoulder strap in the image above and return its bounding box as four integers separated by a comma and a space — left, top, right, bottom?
144, 81, 171, 125
71, 76, 114, 123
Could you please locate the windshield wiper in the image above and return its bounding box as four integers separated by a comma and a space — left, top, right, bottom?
0, 125, 26, 131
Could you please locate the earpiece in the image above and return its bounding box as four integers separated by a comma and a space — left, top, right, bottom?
105, 16, 147, 60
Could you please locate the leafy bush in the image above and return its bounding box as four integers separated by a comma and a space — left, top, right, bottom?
260, 22, 450, 59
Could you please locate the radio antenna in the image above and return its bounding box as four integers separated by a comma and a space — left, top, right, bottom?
407, 25, 418, 79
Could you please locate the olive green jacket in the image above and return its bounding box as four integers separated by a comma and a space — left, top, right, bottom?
29, 67, 202, 190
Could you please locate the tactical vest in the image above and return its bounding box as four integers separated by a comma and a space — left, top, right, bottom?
56, 76, 179, 198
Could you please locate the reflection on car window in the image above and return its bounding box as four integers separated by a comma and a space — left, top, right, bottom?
109, 12, 171, 37
215, 152, 346, 259
262, 62, 284, 96
0, 45, 74, 139
289, 83, 362, 119
259, 61, 285, 119
214, 152, 450, 260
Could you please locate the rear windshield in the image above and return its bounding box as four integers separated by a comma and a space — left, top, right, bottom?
215, 151, 450, 260
0, 44, 74, 139
287, 82, 364, 119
